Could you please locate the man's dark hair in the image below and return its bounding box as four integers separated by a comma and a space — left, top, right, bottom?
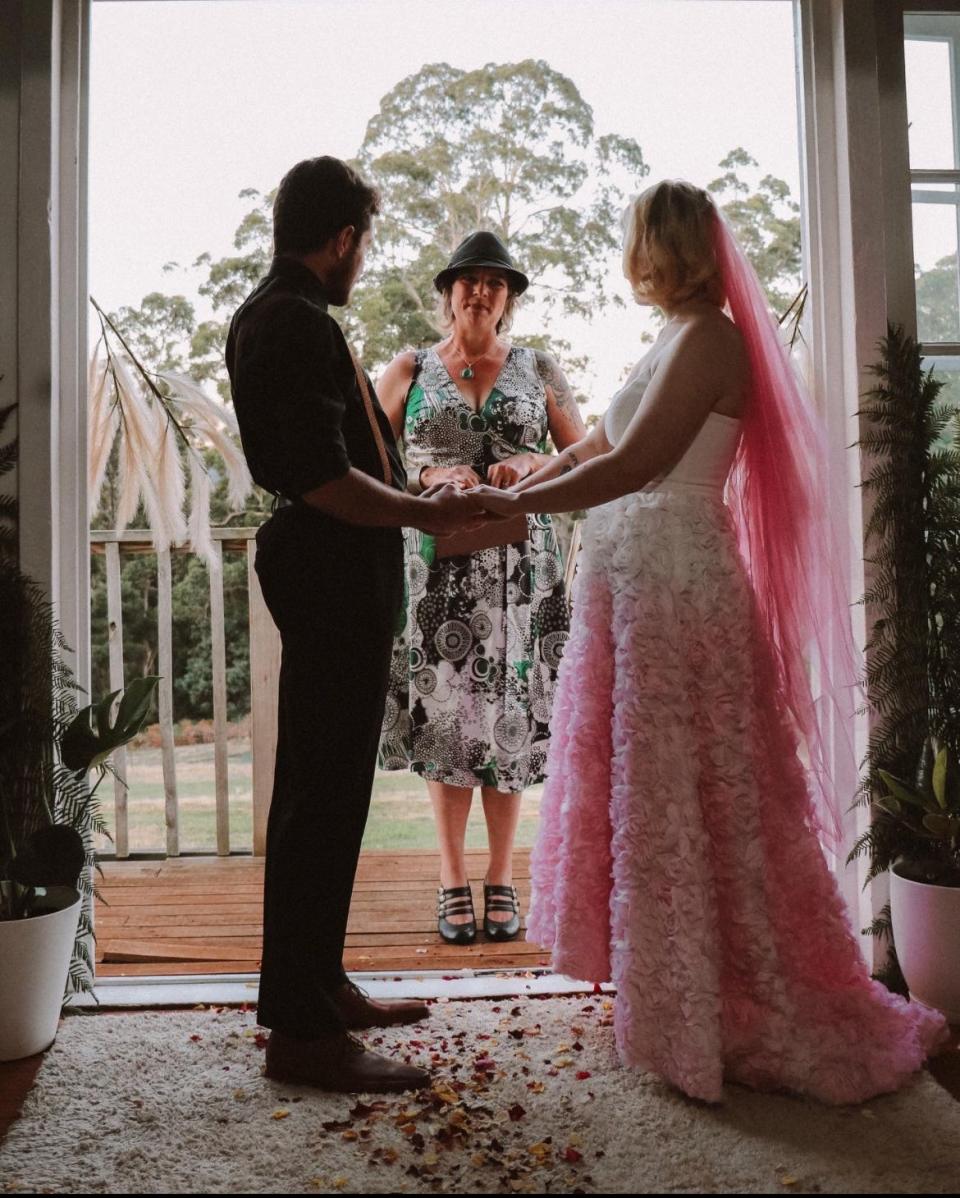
273, 156, 381, 256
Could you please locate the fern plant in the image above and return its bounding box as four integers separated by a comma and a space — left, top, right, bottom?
0, 400, 16, 559
848, 325, 960, 985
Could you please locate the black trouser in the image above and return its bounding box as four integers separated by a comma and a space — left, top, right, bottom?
253, 505, 403, 1038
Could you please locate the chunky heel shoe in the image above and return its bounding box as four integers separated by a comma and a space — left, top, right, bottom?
483, 881, 521, 941
437, 885, 477, 945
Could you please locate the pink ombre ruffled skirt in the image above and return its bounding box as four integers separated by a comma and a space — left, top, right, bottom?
527, 488, 948, 1104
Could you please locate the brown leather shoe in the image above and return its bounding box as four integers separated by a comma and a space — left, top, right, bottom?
333, 980, 430, 1030
264, 1028, 430, 1092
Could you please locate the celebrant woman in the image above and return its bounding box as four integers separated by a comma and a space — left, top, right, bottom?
377, 232, 586, 946
469, 182, 947, 1104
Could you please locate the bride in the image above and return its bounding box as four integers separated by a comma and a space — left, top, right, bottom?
468, 179, 947, 1104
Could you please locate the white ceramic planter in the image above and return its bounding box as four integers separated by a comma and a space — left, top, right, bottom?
890, 866, 960, 1023
0, 886, 81, 1061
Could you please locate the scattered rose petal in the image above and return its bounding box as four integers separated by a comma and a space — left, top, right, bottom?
508, 1103, 526, 1122
576, 1070, 592, 1081
526, 1082, 545, 1094
564, 1147, 583, 1163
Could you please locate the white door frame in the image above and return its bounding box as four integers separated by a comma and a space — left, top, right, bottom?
5, 0, 934, 978
2, 0, 90, 691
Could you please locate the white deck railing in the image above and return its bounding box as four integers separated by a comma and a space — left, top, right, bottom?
89, 529, 280, 858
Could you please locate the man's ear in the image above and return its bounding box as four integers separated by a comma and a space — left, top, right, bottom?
334, 225, 357, 260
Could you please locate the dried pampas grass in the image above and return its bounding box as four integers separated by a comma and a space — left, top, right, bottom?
89, 299, 253, 567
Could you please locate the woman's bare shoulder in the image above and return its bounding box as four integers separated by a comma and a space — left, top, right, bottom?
382, 348, 430, 385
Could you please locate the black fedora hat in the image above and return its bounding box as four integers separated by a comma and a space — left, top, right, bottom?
433, 231, 529, 295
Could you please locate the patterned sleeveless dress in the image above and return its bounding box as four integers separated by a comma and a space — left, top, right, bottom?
378, 346, 570, 793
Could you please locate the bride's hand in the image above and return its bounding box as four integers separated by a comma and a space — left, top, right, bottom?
467, 485, 523, 518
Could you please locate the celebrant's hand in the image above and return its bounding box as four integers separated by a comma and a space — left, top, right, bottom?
487, 453, 537, 490
420, 464, 482, 490
467, 485, 524, 519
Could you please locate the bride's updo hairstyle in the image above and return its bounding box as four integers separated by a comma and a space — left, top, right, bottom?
622, 180, 725, 309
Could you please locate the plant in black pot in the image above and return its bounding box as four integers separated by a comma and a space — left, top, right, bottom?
0, 556, 158, 1060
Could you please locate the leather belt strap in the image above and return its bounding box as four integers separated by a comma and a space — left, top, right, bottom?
348, 345, 392, 487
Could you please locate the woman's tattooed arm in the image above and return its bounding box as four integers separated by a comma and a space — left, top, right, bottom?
534, 350, 576, 410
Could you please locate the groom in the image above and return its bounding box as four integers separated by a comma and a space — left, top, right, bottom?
227, 157, 483, 1091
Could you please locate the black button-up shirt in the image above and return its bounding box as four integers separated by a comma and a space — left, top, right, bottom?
226, 256, 405, 503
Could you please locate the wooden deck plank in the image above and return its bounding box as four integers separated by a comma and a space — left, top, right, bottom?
95, 851, 544, 979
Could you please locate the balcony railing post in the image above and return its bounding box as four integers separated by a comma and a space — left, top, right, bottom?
156, 546, 179, 857
246, 538, 280, 857
104, 539, 129, 858
209, 541, 230, 856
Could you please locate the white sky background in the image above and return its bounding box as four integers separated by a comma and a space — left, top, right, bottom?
90, 0, 804, 411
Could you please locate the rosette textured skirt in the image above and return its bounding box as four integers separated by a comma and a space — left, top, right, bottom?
527, 487, 946, 1104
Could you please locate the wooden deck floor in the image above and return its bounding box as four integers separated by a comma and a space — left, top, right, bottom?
96, 849, 550, 977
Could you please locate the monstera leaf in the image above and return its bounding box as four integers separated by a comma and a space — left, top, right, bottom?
60, 675, 160, 774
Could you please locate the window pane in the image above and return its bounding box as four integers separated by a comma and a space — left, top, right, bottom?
914, 183, 960, 343
923, 357, 960, 435
905, 15, 958, 169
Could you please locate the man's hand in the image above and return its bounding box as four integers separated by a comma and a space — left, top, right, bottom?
413, 483, 488, 535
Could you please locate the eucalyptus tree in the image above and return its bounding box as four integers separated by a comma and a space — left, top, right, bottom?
346, 59, 649, 364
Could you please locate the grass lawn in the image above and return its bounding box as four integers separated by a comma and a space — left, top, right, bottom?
96, 738, 543, 857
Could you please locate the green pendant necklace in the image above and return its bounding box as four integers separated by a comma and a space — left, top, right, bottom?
451, 340, 498, 380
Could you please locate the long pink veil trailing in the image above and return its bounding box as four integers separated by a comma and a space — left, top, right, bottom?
713, 211, 856, 850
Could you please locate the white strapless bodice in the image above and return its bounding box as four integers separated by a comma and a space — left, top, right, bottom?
604, 364, 741, 494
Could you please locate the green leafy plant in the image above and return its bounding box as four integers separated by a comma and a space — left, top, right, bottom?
848, 325, 960, 987
0, 555, 158, 996
873, 740, 960, 886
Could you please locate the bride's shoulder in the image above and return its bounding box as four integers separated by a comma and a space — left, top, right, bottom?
680, 307, 745, 362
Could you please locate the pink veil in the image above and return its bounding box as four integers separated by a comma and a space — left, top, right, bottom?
713, 211, 856, 850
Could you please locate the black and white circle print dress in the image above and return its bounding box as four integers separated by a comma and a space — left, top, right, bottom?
377, 346, 570, 793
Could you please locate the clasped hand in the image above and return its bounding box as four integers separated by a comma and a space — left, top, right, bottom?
418, 454, 531, 532
420, 481, 521, 527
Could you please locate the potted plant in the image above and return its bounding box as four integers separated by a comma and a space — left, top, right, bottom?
872, 741, 960, 1019
850, 324, 960, 1001
0, 556, 158, 1061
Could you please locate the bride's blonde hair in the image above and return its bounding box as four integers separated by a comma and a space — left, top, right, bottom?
622, 180, 725, 309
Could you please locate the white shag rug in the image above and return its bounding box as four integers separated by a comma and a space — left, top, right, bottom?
2, 996, 959, 1194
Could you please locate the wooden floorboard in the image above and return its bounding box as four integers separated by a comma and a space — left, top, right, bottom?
95, 850, 549, 977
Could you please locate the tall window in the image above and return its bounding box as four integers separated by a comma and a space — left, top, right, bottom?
906, 11, 960, 402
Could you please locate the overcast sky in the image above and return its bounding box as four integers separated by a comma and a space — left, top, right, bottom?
89, 0, 805, 408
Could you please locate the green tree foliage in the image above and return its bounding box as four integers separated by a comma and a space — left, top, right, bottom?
708, 147, 801, 312
347, 60, 649, 364
916, 252, 959, 345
